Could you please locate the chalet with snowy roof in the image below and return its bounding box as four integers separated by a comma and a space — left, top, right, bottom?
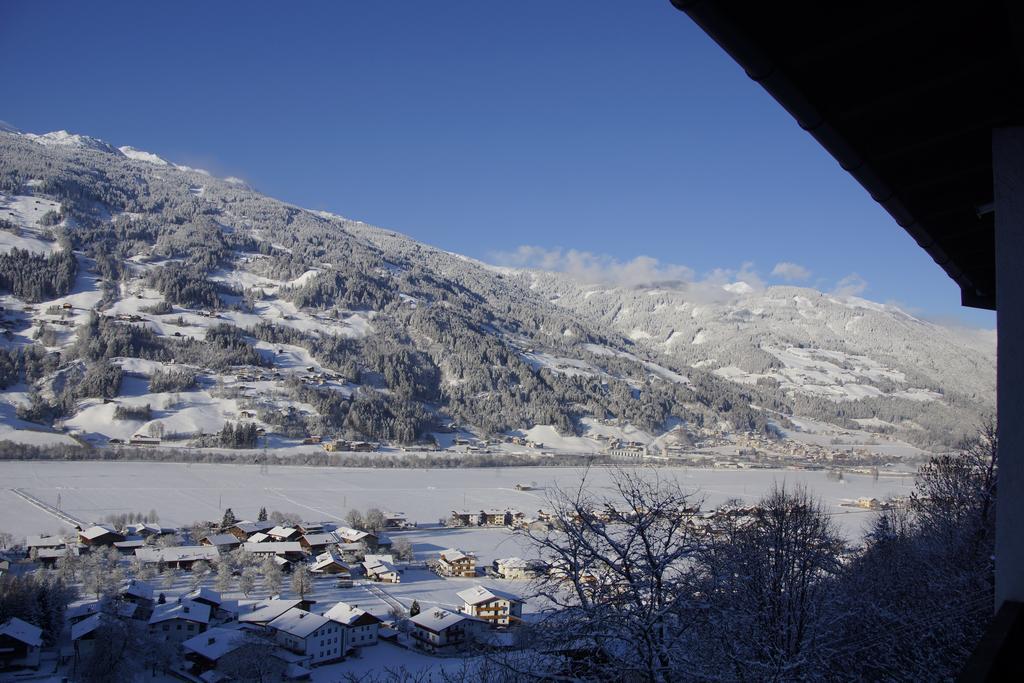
409, 608, 482, 653
323, 602, 381, 649
150, 599, 212, 643
297, 521, 329, 535
449, 510, 476, 527
0, 618, 42, 670
78, 524, 124, 547
247, 531, 272, 543
126, 521, 173, 537
268, 608, 343, 665
311, 551, 350, 576
268, 526, 301, 541
242, 541, 305, 562
200, 533, 242, 550
457, 585, 525, 627
113, 537, 147, 554
224, 521, 273, 541
135, 545, 220, 569
182, 626, 254, 672
438, 548, 477, 577
332, 526, 371, 545
299, 532, 337, 554
362, 556, 400, 583
71, 612, 108, 661
120, 579, 155, 607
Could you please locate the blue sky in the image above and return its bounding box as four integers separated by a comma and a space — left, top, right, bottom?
0, 1, 994, 327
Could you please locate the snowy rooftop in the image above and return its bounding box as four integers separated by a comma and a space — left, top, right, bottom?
237, 599, 303, 624
26, 534, 65, 548
182, 626, 252, 660
302, 532, 337, 546
267, 525, 297, 538
323, 601, 380, 627
409, 607, 472, 633
122, 579, 154, 600
185, 587, 223, 606
268, 607, 330, 638
149, 600, 212, 625
71, 613, 103, 641
312, 551, 347, 571
0, 617, 43, 646
79, 524, 118, 540
457, 584, 524, 606
247, 532, 272, 543
202, 533, 240, 546
440, 548, 473, 562
136, 546, 219, 563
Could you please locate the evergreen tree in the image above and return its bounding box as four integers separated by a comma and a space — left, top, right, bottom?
220, 508, 237, 529
409, 600, 421, 617
257, 506, 268, 522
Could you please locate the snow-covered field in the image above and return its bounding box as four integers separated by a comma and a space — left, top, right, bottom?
0, 462, 914, 540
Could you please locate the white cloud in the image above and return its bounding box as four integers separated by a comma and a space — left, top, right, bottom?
771, 261, 811, 282
490, 246, 766, 301
490, 246, 694, 289
833, 273, 868, 297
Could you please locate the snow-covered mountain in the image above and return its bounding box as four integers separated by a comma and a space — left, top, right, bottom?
0, 127, 995, 454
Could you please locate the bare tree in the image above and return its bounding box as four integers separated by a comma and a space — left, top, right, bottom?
219, 638, 286, 682
239, 566, 258, 597
691, 485, 844, 681
262, 556, 283, 595
291, 562, 312, 599
520, 468, 705, 682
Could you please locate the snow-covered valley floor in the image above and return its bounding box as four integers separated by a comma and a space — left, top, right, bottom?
0, 461, 914, 540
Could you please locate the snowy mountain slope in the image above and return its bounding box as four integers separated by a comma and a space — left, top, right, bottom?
0, 127, 794, 453
510, 271, 995, 446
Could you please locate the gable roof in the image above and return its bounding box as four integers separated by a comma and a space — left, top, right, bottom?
121, 579, 155, 601
202, 533, 241, 546
184, 587, 223, 607
323, 601, 382, 627
0, 617, 43, 647
237, 599, 302, 624
71, 612, 104, 641
182, 626, 252, 661
149, 600, 212, 625
135, 545, 219, 564
440, 548, 473, 563
409, 607, 472, 633
457, 584, 524, 606
268, 608, 330, 638
80, 524, 120, 540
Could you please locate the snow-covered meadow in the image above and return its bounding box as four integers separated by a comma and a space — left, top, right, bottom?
0, 461, 914, 540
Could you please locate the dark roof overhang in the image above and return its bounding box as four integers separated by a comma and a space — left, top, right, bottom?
671, 1, 1024, 309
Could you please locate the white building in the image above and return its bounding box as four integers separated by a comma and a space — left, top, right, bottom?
267, 607, 342, 665
457, 585, 525, 627
323, 601, 382, 650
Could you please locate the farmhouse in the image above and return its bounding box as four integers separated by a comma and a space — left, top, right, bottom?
200, 533, 241, 550
241, 541, 305, 562
0, 617, 42, 670
438, 548, 477, 577
457, 585, 524, 627
323, 602, 381, 650
78, 524, 124, 547
135, 545, 220, 569
267, 608, 343, 665
362, 556, 400, 583
224, 521, 273, 541
311, 551, 350, 576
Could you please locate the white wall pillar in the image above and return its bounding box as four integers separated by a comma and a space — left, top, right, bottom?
994, 126, 1024, 608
